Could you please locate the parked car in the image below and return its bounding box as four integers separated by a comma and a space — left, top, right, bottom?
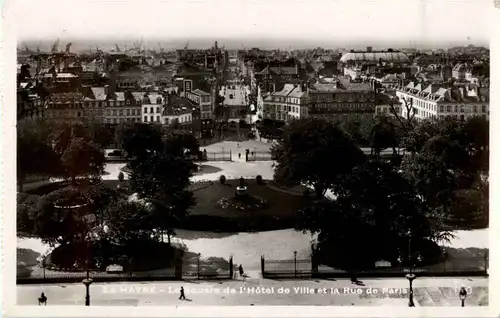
105, 149, 127, 162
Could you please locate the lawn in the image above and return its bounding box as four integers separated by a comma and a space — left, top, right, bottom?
183, 178, 309, 232
190, 178, 307, 219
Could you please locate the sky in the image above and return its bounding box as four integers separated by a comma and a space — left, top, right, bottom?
7, 0, 492, 49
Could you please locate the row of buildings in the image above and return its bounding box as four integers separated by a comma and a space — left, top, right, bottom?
17, 43, 490, 134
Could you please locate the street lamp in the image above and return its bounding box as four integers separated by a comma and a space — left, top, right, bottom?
197, 253, 201, 280
82, 278, 93, 306
459, 287, 467, 307
406, 273, 416, 307
406, 230, 415, 307
293, 251, 297, 277
42, 257, 46, 280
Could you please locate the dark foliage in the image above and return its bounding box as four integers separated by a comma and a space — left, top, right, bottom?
272, 118, 366, 198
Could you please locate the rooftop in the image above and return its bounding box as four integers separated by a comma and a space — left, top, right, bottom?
340, 51, 409, 63
191, 89, 211, 96
397, 80, 487, 103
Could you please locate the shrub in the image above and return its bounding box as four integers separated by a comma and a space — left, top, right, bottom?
118, 172, 124, 182
219, 175, 226, 185
256, 175, 263, 185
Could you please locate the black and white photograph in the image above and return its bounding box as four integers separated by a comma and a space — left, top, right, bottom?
1, 0, 497, 315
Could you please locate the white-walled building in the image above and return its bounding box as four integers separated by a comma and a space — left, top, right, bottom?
263, 83, 309, 122
141, 93, 164, 124
162, 106, 192, 127
395, 81, 489, 120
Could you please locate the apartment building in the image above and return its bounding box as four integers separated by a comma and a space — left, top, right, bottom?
141, 93, 164, 124
186, 89, 212, 119
395, 81, 489, 120
263, 84, 309, 122
308, 79, 376, 121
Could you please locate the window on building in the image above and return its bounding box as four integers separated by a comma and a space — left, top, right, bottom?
482, 105, 487, 113
126, 100, 130, 105
447, 106, 452, 112
119, 110, 123, 116
156, 107, 160, 113
144, 108, 147, 114
156, 116, 160, 122
439, 106, 444, 113
150, 107, 154, 113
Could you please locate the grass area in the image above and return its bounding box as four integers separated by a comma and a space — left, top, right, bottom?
189, 178, 307, 219
182, 178, 309, 231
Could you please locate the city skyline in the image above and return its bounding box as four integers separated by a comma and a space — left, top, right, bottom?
12, 0, 491, 49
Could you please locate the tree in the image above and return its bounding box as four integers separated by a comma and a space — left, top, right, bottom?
104, 200, 157, 243
369, 116, 399, 156
297, 161, 448, 269
272, 118, 366, 198
400, 117, 489, 228
84, 119, 115, 148
32, 187, 93, 246
17, 119, 60, 192
17, 203, 35, 236
61, 138, 105, 184
162, 130, 200, 157
118, 123, 163, 159
127, 132, 196, 244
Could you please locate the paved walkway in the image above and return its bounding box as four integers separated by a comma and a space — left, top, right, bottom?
17, 276, 488, 306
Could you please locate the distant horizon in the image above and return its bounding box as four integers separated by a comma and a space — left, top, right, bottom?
17, 36, 489, 52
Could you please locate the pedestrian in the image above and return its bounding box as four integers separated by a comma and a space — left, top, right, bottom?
179, 286, 186, 300
38, 292, 47, 306
239, 264, 244, 277
350, 273, 357, 284
237, 142, 240, 148
238, 153, 241, 159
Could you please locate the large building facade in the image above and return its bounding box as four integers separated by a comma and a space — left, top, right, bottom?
263, 84, 309, 122
395, 81, 489, 120
308, 79, 376, 121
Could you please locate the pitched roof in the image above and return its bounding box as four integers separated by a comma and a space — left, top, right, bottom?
192, 89, 211, 96
163, 105, 192, 116
90, 87, 107, 101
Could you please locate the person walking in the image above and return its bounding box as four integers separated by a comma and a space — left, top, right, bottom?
238, 264, 244, 279
179, 286, 186, 300
38, 292, 47, 306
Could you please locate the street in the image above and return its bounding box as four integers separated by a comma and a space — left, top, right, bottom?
17, 276, 488, 306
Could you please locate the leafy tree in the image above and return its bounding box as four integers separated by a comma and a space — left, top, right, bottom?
17, 119, 60, 192
118, 123, 163, 159
32, 187, 93, 246
162, 130, 200, 157
369, 116, 399, 156
27, 185, 119, 247
128, 134, 196, 244
272, 118, 366, 198
401, 117, 489, 228
104, 200, 157, 243
297, 161, 448, 269
84, 120, 115, 148
61, 138, 105, 184
17, 203, 35, 236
